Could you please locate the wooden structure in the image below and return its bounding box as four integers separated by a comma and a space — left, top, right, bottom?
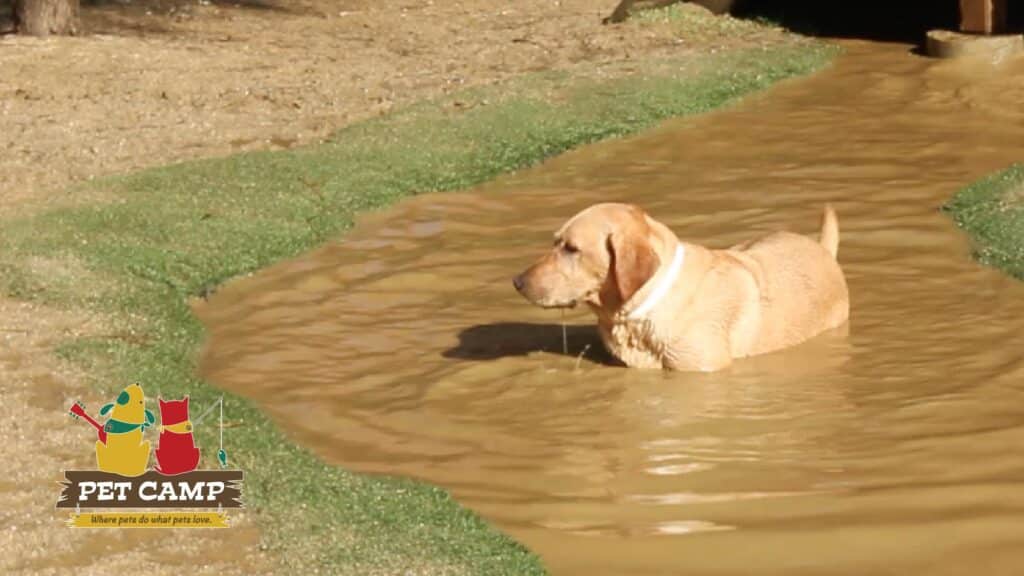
960, 0, 1008, 33
930, 0, 1020, 59
605, 1, 1015, 35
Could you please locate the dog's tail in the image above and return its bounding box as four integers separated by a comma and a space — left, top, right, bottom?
819, 204, 840, 258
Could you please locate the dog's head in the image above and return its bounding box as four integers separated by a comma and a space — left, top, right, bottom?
513, 203, 661, 312
99, 383, 155, 428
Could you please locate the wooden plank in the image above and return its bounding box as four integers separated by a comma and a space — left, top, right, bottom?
960, 0, 1008, 34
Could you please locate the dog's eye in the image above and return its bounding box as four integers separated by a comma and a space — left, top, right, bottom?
563, 243, 580, 254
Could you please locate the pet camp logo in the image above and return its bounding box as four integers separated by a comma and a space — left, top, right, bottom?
57, 383, 243, 528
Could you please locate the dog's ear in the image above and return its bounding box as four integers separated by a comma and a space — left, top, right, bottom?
607, 215, 660, 303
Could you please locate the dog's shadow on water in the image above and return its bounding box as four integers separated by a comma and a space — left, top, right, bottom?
444, 322, 854, 376
442, 322, 619, 366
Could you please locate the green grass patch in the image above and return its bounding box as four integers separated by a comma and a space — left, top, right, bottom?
943, 164, 1024, 280
634, 2, 784, 38
0, 43, 835, 573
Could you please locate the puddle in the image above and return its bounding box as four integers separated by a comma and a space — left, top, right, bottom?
195, 41, 1024, 575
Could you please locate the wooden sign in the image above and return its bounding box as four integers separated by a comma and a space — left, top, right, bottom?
57, 470, 243, 509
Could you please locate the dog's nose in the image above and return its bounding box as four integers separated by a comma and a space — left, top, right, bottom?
512, 275, 525, 293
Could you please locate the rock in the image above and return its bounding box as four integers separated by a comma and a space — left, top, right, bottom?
926, 29, 1024, 61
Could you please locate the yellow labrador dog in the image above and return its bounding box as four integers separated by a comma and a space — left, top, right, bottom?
513, 203, 849, 371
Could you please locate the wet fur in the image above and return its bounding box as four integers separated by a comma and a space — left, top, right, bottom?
514, 203, 849, 371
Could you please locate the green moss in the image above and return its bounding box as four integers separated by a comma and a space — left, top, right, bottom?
943, 164, 1024, 280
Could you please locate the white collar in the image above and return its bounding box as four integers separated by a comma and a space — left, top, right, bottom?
626, 244, 685, 321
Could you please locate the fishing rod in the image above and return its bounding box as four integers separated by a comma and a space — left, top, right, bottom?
190, 395, 229, 468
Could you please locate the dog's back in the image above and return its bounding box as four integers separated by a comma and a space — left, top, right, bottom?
730, 208, 849, 356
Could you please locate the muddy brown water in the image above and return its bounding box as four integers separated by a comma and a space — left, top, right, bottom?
195, 41, 1024, 575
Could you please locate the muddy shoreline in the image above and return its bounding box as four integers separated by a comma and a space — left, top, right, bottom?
197, 41, 1024, 575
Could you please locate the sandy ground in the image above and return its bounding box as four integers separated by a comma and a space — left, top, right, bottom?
0, 0, 790, 572
0, 0, 777, 214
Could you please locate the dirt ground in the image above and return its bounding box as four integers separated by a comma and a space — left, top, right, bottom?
0, 1, 791, 572
0, 0, 788, 215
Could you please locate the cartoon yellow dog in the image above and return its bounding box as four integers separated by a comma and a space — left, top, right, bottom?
96, 383, 155, 477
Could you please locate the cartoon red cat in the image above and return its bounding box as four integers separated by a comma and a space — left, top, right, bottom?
154, 396, 201, 475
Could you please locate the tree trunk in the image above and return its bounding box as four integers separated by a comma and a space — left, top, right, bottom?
14, 0, 79, 36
